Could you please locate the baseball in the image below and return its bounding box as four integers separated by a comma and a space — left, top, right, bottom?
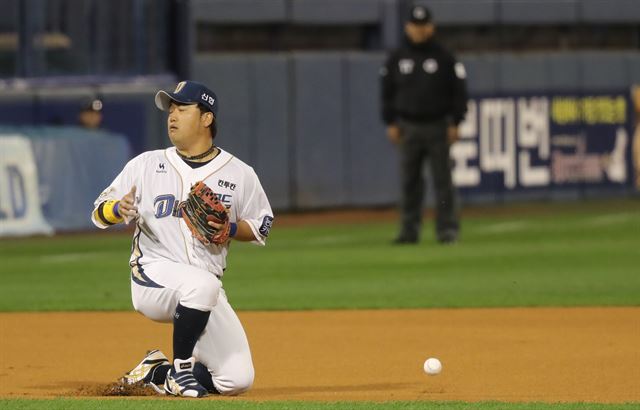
423, 357, 442, 375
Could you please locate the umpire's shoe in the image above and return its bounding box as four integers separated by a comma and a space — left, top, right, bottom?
121, 349, 170, 394
392, 234, 418, 244
164, 357, 209, 398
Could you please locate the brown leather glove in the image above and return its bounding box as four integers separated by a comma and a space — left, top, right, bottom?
180, 181, 230, 245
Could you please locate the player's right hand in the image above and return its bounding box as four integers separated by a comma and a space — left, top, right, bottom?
118, 186, 139, 223
386, 124, 402, 145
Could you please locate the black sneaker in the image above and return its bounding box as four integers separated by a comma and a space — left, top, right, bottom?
392, 235, 418, 244
437, 232, 458, 245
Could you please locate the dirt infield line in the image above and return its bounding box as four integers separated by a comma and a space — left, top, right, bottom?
0, 307, 638, 402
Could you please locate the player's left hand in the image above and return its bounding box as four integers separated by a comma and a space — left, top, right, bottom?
207, 212, 231, 244
447, 125, 459, 145
207, 210, 229, 232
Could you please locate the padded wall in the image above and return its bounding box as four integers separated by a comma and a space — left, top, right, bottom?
192, 54, 293, 210
251, 55, 292, 210
580, 0, 640, 23
192, 55, 253, 161
192, 0, 288, 22
418, 0, 497, 25
500, 0, 578, 23
345, 52, 398, 206
292, 53, 348, 208
291, 0, 381, 24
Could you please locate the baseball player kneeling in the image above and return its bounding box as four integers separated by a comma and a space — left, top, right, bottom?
91, 81, 274, 398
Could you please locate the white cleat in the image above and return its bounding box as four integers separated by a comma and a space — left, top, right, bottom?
120, 349, 170, 394
164, 357, 209, 398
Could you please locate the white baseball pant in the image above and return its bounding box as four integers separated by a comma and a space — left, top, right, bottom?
130, 260, 254, 395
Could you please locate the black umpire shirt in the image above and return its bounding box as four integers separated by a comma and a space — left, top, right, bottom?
381, 37, 468, 126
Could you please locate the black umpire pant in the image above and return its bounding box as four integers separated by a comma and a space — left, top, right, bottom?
397, 119, 459, 242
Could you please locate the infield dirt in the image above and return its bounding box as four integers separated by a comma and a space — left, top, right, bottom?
1, 307, 638, 402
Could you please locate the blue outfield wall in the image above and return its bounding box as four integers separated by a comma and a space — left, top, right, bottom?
0, 84, 170, 157
193, 52, 639, 211
0, 127, 131, 233
1, 51, 639, 234
192, 52, 400, 210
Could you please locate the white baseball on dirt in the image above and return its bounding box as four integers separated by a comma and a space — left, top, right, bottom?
423, 357, 442, 375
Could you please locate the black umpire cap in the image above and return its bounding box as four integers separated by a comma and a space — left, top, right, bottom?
408, 4, 432, 24
155, 80, 219, 118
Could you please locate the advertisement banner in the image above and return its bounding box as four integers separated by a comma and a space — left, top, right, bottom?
0, 136, 54, 236
451, 91, 633, 195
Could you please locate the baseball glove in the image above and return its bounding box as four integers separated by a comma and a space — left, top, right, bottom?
180, 181, 230, 245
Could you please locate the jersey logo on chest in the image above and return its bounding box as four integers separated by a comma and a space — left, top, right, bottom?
218, 179, 236, 190
156, 162, 167, 174
153, 193, 233, 219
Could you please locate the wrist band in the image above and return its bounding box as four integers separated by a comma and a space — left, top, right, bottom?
229, 222, 238, 237
98, 200, 124, 225
112, 201, 121, 218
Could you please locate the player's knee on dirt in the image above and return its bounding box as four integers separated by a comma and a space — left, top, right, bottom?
214, 359, 254, 396
181, 277, 221, 311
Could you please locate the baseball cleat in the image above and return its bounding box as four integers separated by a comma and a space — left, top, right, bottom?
164, 357, 209, 398
120, 349, 170, 394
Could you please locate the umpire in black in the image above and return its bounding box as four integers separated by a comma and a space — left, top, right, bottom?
381, 4, 468, 244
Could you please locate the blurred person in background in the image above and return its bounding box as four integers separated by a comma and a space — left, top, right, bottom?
380, 3, 468, 245
78, 98, 104, 130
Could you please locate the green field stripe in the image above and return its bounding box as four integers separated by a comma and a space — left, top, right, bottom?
0, 399, 638, 410
1, 199, 638, 311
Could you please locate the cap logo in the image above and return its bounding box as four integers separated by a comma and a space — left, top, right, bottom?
413, 6, 426, 19
174, 81, 186, 93
201, 93, 215, 106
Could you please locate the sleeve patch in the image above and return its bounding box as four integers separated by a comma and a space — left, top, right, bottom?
259, 215, 274, 237
97, 187, 114, 202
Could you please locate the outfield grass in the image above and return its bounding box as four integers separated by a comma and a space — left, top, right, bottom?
1, 400, 638, 410
0, 199, 638, 312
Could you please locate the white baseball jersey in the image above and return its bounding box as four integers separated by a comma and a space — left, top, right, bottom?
92, 146, 271, 395
92, 146, 274, 280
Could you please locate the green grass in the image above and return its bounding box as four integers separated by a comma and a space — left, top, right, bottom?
0, 199, 638, 312
0, 400, 637, 410
1, 200, 638, 407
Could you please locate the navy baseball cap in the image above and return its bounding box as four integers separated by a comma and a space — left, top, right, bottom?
155, 80, 219, 118
408, 4, 432, 24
